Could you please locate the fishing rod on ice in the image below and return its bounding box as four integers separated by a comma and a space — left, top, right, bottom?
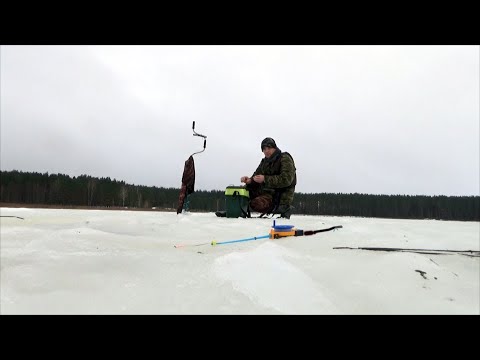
333, 247, 480, 257
174, 221, 343, 248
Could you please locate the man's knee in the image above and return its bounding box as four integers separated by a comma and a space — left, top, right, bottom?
250, 195, 273, 213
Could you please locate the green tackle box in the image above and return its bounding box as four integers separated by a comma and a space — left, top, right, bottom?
225, 186, 250, 218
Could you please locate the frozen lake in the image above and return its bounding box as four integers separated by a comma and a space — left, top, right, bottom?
1, 207, 478, 314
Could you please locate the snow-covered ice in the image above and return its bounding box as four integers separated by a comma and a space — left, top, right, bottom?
1, 207, 478, 314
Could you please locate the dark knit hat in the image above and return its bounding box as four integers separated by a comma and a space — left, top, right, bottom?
261, 137, 277, 150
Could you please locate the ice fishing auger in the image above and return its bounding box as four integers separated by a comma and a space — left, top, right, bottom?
191, 121, 207, 156
176, 122, 208, 214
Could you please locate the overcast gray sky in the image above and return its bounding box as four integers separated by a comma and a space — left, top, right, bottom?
1, 45, 478, 196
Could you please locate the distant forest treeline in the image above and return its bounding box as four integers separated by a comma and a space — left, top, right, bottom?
1, 170, 479, 221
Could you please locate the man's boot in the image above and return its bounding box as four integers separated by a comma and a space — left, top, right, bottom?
274, 205, 292, 219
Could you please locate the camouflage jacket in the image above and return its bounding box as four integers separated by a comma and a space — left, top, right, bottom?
251, 149, 296, 206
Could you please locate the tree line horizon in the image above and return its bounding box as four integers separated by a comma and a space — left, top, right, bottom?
1, 170, 478, 221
